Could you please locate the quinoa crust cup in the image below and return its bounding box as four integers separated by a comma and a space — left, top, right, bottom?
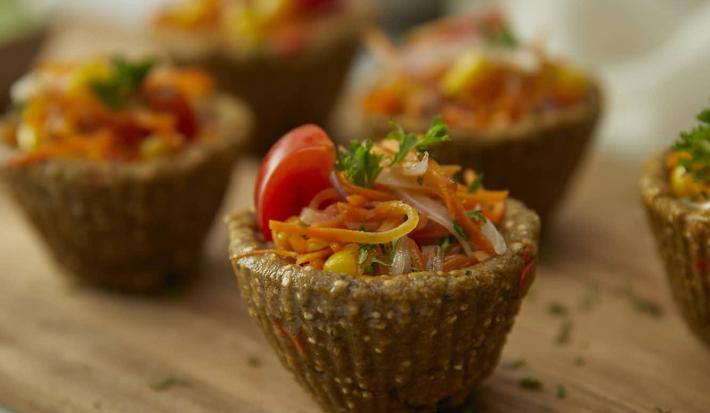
154, 1, 372, 154
363, 84, 602, 224
227, 199, 539, 412
641, 154, 710, 346
1, 95, 252, 291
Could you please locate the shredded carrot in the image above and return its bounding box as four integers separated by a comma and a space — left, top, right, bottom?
337, 173, 395, 201
270, 201, 419, 245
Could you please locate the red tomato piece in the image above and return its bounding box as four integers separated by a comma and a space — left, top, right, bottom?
254, 124, 336, 240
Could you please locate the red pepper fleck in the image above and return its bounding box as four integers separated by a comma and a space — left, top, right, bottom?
519, 249, 536, 294
273, 320, 306, 358
694, 260, 709, 273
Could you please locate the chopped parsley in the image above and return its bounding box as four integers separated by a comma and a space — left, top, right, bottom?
467, 173, 484, 193
440, 236, 452, 253
90, 57, 155, 109
453, 221, 468, 240
335, 140, 383, 188
626, 290, 664, 318
387, 117, 450, 166
502, 359, 526, 370
555, 320, 573, 345
547, 302, 569, 317
149, 376, 189, 391
574, 356, 586, 366
671, 107, 710, 182
466, 208, 484, 222
518, 377, 542, 390
556, 384, 567, 399
487, 25, 519, 48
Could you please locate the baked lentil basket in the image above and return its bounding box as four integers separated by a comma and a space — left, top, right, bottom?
227, 199, 539, 413
641, 153, 710, 346
0, 56, 253, 291
357, 11, 603, 223
154, 0, 372, 154
363, 86, 602, 224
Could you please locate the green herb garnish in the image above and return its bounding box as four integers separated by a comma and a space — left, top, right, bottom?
502, 359, 526, 370
518, 377, 542, 390
90, 57, 155, 109
573, 356, 586, 366
671, 108, 710, 182
335, 140, 383, 188
387, 117, 449, 166
358, 244, 373, 266
467, 173, 484, 193
547, 302, 569, 317
487, 25, 519, 48
556, 384, 567, 399
453, 221, 468, 240
149, 376, 189, 391
555, 320, 573, 345
466, 208, 484, 222
626, 290, 664, 318
440, 236, 452, 254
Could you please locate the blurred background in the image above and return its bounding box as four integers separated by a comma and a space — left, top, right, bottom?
4, 0, 710, 158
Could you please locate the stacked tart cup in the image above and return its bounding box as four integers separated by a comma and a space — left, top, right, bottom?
641, 109, 710, 346
357, 10, 602, 223
228, 121, 540, 412
153, 0, 371, 153
0, 56, 252, 291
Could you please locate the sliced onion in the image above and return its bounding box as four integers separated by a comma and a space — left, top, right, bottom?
329, 170, 347, 199
400, 152, 429, 176
299, 207, 336, 225
390, 237, 412, 275
376, 169, 422, 191
395, 190, 474, 257
481, 218, 507, 255
422, 245, 444, 272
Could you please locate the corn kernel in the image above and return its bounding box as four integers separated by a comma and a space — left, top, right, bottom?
306, 238, 329, 252
323, 244, 360, 276
441, 50, 488, 97
671, 165, 703, 198
139, 135, 172, 159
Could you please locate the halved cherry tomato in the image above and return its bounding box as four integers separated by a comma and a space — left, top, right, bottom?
254, 124, 336, 240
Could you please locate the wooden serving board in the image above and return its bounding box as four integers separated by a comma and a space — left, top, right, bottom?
1, 153, 709, 413
1, 16, 710, 413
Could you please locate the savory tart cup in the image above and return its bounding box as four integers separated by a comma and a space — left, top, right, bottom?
641, 153, 710, 346
361, 83, 602, 224
154, 3, 371, 154
0, 96, 251, 291
227, 199, 539, 413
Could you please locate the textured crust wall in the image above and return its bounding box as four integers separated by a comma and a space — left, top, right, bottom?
1, 97, 252, 291
641, 155, 710, 346
363, 85, 603, 224
227, 200, 540, 413
158, 9, 369, 154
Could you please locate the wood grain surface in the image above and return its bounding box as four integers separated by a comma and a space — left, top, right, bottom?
1, 16, 709, 413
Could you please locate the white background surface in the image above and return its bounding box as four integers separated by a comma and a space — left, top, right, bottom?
33, 0, 710, 159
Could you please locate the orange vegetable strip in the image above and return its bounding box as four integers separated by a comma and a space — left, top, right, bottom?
483, 201, 505, 224
269, 201, 419, 245
337, 173, 395, 201
296, 248, 332, 265
458, 187, 509, 202
425, 161, 494, 254
406, 238, 425, 271
443, 254, 472, 271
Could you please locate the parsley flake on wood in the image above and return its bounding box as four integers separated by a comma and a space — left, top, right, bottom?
335, 140, 383, 188
518, 377, 542, 390
90, 57, 155, 109
671, 107, 710, 182
555, 320, 573, 345
502, 359, 526, 370
387, 117, 449, 166
547, 302, 569, 317
149, 376, 190, 391
556, 384, 567, 399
